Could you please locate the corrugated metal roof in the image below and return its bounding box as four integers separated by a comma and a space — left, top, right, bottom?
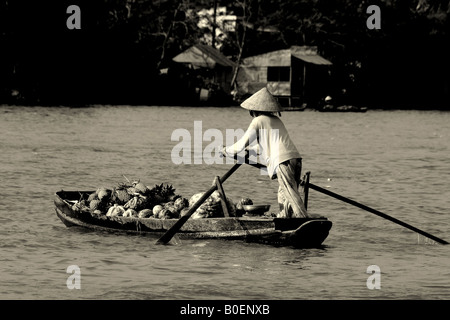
242, 46, 332, 67
242, 49, 292, 67
173, 44, 236, 68
292, 54, 332, 65
291, 46, 332, 65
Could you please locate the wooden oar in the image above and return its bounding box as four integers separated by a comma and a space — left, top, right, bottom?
156, 162, 242, 245
239, 159, 448, 244
302, 181, 449, 245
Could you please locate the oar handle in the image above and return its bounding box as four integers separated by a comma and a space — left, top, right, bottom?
156, 162, 242, 244
233, 152, 265, 169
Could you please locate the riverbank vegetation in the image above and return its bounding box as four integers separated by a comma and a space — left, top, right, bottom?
1, 0, 448, 109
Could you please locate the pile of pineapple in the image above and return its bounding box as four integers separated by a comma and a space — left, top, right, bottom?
81, 179, 189, 219
74, 178, 254, 220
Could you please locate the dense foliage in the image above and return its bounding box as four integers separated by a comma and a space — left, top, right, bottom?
1, 0, 448, 108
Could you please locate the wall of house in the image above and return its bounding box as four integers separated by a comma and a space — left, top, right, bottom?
267, 82, 290, 96
214, 67, 233, 94
236, 66, 292, 97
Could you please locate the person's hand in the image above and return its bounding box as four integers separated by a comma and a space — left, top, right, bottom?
218, 145, 227, 158
246, 145, 260, 159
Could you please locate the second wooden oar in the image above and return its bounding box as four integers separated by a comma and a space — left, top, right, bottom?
237, 160, 447, 244
156, 162, 242, 245
303, 181, 448, 245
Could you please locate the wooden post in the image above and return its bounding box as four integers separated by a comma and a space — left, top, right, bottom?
157, 163, 242, 244
302, 63, 306, 103
212, 0, 217, 49
214, 176, 230, 217
289, 56, 293, 108
303, 171, 310, 210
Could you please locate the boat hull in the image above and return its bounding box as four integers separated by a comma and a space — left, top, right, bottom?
54, 190, 332, 248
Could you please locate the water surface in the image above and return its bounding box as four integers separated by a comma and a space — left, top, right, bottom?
1, 105, 449, 300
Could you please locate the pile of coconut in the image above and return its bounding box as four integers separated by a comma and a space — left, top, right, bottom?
72, 178, 253, 220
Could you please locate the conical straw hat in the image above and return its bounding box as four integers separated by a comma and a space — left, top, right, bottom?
240, 87, 282, 112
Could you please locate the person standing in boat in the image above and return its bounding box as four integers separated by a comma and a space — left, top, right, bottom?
220, 87, 311, 219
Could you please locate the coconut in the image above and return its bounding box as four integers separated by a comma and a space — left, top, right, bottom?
164, 201, 175, 210
97, 188, 111, 201
152, 204, 163, 217
89, 199, 103, 211
134, 182, 148, 194
174, 197, 189, 211
188, 193, 203, 207
167, 207, 180, 219
124, 196, 140, 210
87, 192, 98, 202
180, 208, 190, 217
123, 208, 138, 218
209, 191, 222, 203
138, 209, 153, 218
192, 208, 208, 219
162, 202, 179, 218
158, 208, 174, 219
106, 204, 125, 217
188, 192, 225, 218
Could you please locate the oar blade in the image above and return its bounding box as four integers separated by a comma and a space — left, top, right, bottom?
156, 215, 191, 245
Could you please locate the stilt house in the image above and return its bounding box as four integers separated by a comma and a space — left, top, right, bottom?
236, 46, 332, 108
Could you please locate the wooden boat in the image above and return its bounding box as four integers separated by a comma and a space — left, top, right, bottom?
54, 190, 332, 248
317, 104, 368, 112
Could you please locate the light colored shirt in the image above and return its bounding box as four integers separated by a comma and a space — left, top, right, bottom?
225, 115, 301, 178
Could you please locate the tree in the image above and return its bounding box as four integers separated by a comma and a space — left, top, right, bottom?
1, 0, 448, 107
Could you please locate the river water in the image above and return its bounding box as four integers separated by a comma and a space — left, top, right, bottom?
1, 105, 449, 301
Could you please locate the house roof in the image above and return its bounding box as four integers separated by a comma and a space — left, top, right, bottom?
242, 46, 332, 67
291, 46, 332, 65
172, 44, 236, 68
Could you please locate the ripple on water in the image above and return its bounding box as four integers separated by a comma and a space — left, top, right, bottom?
1, 107, 450, 299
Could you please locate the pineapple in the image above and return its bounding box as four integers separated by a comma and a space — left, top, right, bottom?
149, 183, 178, 203
115, 188, 132, 205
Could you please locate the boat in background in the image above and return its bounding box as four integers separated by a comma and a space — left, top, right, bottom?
317, 104, 368, 112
